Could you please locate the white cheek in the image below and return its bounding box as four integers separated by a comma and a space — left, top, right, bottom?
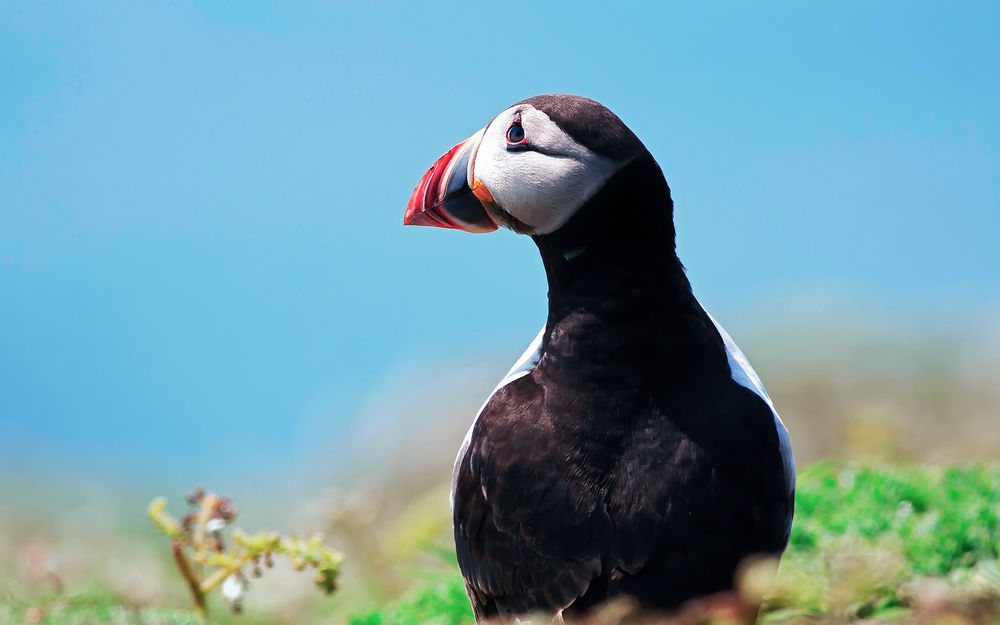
506, 154, 592, 229
473, 106, 621, 235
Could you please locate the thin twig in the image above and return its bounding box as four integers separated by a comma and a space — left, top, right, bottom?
194, 493, 218, 563
200, 552, 254, 594
172, 541, 207, 621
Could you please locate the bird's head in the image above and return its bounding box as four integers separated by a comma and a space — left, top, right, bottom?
404, 95, 649, 237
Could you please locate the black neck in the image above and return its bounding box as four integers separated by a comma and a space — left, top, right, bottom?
532, 152, 698, 324
530, 152, 726, 387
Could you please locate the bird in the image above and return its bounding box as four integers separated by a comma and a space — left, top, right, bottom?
403, 94, 795, 623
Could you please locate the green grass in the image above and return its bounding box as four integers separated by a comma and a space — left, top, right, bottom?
0, 593, 197, 625
2, 462, 999, 624
767, 462, 1000, 621
347, 574, 472, 625
792, 462, 1000, 575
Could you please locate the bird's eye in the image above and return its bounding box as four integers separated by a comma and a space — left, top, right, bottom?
506, 121, 526, 147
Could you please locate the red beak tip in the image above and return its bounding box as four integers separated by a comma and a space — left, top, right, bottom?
404, 206, 461, 229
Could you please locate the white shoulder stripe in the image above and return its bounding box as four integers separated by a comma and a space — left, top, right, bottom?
704, 312, 775, 410
487, 325, 546, 407
704, 309, 796, 534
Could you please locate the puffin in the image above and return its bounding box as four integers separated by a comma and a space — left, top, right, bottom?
403, 95, 795, 622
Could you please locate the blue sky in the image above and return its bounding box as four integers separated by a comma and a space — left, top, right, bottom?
1, 2, 997, 487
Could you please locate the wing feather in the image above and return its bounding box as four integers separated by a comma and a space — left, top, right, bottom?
452, 376, 604, 618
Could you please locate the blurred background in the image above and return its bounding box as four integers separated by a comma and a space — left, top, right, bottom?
1, 1, 997, 622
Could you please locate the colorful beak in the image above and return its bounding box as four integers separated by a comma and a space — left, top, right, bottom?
404, 132, 497, 233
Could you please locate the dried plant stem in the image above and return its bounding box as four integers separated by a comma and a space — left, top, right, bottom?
193, 493, 218, 561
172, 541, 207, 621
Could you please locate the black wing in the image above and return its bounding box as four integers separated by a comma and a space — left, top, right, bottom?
452, 374, 607, 620
595, 379, 792, 607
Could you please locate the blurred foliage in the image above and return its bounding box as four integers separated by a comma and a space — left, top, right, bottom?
0, 592, 199, 625
790, 461, 1000, 575
147, 489, 343, 621
766, 462, 1000, 623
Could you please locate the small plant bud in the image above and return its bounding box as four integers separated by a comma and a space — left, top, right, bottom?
315, 570, 337, 594
205, 518, 226, 533
185, 487, 205, 505
221, 571, 249, 614
215, 498, 236, 521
